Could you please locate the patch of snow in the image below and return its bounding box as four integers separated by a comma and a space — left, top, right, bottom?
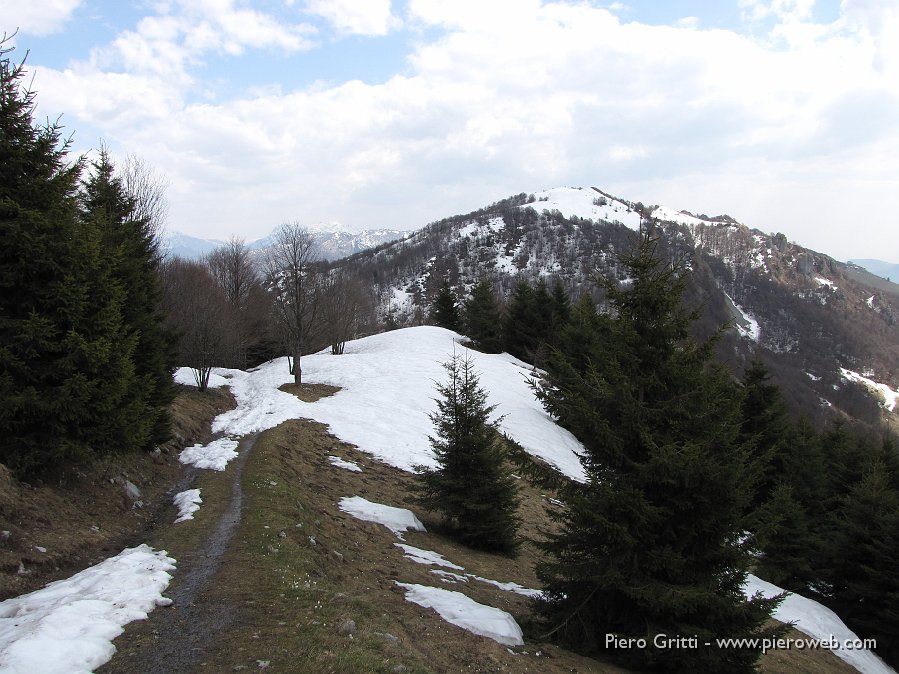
528, 187, 642, 231
430, 570, 470, 584
724, 292, 761, 342
815, 276, 837, 290
650, 205, 708, 228
179, 437, 240, 471
395, 544, 541, 597
0, 545, 175, 674
173, 367, 230, 389
328, 456, 362, 472
467, 575, 542, 599
395, 583, 524, 647
338, 496, 426, 540
395, 544, 464, 570
867, 295, 875, 308
839, 368, 898, 412
173, 489, 202, 523
805, 372, 822, 381
744, 575, 893, 674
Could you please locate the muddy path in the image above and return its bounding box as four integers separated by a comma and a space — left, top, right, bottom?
100, 433, 258, 674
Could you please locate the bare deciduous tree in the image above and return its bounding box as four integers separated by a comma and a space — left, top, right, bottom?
161, 258, 230, 391
205, 237, 267, 367
263, 222, 320, 384
320, 270, 368, 355
119, 153, 169, 253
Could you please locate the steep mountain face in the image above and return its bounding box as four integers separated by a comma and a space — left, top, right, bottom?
333, 187, 899, 430
163, 227, 405, 262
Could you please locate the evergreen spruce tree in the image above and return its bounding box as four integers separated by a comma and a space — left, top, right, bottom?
503, 279, 540, 362
0, 44, 100, 473
417, 353, 519, 554
530, 231, 782, 672
80, 150, 176, 446
823, 459, 899, 667
430, 279, 461, 331
463, 278, 503, 352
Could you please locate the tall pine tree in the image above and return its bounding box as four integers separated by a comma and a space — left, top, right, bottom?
416, 353, 519, 554
530, 231, 782, 672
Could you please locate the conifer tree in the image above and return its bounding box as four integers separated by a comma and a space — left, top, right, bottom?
530, 231, 782, 672
1, 44, 82, 472
80, 150, 176, 446
417, 353, 519, 554
463, 278, 503, 352
503, 279, 540, 362
823, 459, 899, 666
430, 279, 461, 331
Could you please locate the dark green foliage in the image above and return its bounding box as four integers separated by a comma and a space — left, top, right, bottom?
0, 42, 172, 475
430, 279, 461, 331
462, 279, 503, 352
503, 279, 540, 362
752, 483, 818, 591
416, 354, 519, 554
530, 232, 782, 672
818, 457, 899, 666
80, 150, 176, 446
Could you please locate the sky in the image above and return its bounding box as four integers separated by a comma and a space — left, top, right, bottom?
4, 0, 898, 262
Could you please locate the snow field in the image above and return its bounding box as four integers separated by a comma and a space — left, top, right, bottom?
0, 545, 176, 674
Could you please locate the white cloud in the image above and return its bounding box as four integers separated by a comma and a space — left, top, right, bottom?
18, 1, 899, 260
305, 0, 398, 36
4, 0, 82, 37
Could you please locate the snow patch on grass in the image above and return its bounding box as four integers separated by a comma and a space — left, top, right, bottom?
395, 582, 524, 646
0, 545, 175, 674
338, 496, 426, 540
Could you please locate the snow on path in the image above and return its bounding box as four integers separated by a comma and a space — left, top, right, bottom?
0, 545, 175, 674
178, 437, 239, 471
173, 489, 202, 523
745, 575, 894, 674
395, 582, 524, 647
337, 496, 426, 541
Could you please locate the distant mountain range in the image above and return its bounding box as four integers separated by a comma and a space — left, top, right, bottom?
162, 226, 407, 262
849, 259, 899, 282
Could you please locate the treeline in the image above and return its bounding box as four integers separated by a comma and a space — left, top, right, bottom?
429, 239, 898, 669
1, 44, 174, 475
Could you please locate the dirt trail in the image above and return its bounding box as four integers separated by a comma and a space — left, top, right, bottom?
101, 433, 258, 674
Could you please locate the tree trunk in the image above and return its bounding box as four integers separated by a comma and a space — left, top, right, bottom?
294, 351, 302, 385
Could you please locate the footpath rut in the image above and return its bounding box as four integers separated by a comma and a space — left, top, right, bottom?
101, 433, 258, 674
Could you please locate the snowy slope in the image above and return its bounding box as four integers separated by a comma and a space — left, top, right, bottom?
209, 326, 586, 481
